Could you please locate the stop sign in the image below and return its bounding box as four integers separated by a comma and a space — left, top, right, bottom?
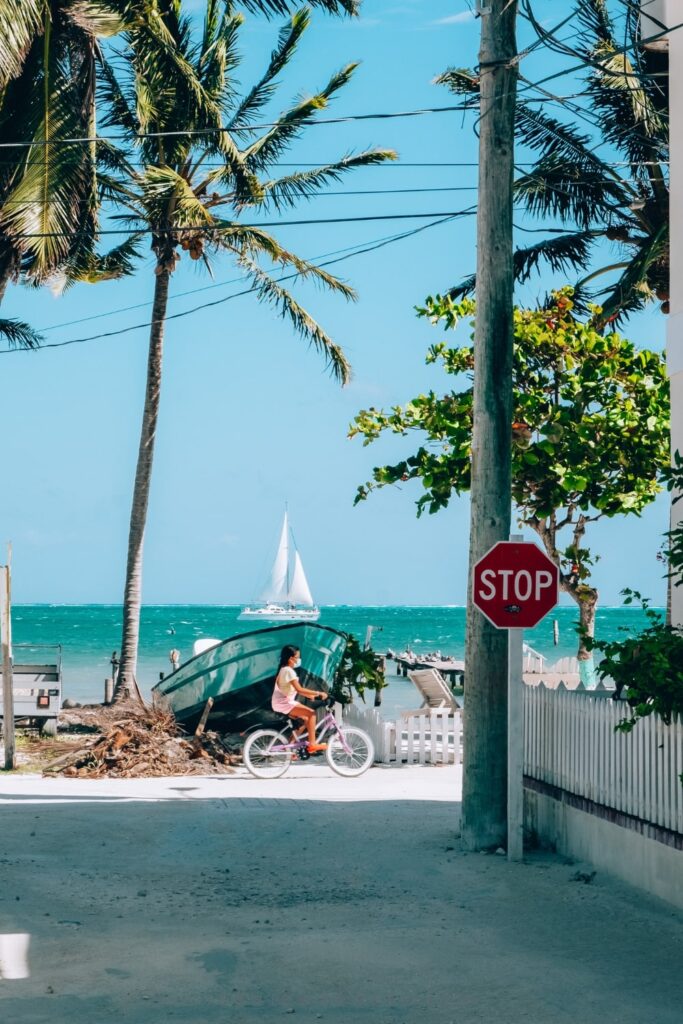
472, 541, 559, 629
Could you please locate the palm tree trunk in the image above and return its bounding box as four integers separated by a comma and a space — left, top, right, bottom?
115, 264, 171, 701
461, 0, 518, 852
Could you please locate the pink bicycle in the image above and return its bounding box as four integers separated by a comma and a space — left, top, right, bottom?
242, 698, 374, 779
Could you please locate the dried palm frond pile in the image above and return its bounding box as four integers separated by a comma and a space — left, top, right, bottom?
44, 701, 240, 778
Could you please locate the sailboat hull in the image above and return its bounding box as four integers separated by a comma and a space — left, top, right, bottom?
152, 622, 345, 730
237, 605, 320, 622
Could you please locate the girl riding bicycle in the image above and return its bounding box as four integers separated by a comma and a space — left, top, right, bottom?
272, 645, 328, 753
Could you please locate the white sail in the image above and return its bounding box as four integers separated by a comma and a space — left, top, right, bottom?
289, 550, 314, 607
261, 512, 289, 602
240, 510, 319, 620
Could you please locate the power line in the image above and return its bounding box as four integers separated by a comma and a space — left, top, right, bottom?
0, 157, 667, 169
0, 86, 645, 153
0, 104, 474, 149
0, 185, 483, 207
517, 10, 682, 97
38, 228, 440, 334
3, 214, 462, 355
0, 209, 476, 241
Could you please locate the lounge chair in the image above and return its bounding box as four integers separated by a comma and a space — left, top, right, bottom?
404, 668, 462, 717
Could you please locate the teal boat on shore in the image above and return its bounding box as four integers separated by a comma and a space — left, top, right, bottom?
152, 622, 347, 731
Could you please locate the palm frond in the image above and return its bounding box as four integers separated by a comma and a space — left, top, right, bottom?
0, 317, 41, 349
0, 0, 42, 87
235, 0, 358, 15
198, 8, 242, 109
202, 0, 221, 49
433, 67, 479, 105
575, 0, 613, 43
243, 63, 359, 172
593, 222, 669, 327
514, 158, 628, 228
447, 273, 476, 302
513, 231, 596, 284
96, 53, 139, 134
515, 104, 621, 181
63, 233, 143, 287
67, 2, 129, 37
238, 253, 351, 383
212, 223, 356, 299
585, 43, 667, 167
260, 149, 397, 210
447, 233, 596, 299
229, 8, 310, 131
141, 165, 214, 228
434, 66, 479, 93
0, 41, 96, 281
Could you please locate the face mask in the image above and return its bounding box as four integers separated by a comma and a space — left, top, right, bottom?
293, 658, 301, 669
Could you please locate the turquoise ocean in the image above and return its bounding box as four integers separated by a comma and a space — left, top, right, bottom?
10, 604, 656, 716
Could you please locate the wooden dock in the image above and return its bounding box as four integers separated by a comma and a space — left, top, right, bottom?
389, 654, 464, 686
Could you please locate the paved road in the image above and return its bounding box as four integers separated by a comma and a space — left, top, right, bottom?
1, 766, 682, 1023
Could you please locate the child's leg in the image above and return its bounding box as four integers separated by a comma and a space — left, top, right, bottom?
290, 704, 321, 747
289, 705, 314, 742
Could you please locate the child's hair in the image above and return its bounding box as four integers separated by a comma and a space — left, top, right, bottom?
278, 644, 299, 670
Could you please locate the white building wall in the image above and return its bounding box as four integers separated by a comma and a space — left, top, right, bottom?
641, 3, 683, 621
667, 4, 683, 622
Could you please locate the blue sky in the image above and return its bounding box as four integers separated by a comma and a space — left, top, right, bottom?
0, 1, 669, 606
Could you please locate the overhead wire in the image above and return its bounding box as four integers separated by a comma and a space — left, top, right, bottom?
0, 0, 674, 351
2, 213, 465, 355
0, 185, 483, 207
0, 104, 477, 149
0, 209, 477, 242
38, 224, 460, 334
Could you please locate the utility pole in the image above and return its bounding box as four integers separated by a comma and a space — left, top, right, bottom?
461, 0, 518, 851
1, 546, 15, 771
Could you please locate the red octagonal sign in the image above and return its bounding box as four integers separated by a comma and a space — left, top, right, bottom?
472, 541, 559, 629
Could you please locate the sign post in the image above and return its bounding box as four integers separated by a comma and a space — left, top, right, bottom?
472, 537, 559, 861
1, 547, 15, 771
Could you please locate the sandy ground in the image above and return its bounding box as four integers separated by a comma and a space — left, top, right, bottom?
1, 764, 682, 1023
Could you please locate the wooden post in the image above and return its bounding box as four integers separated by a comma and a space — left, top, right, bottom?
462, 0, 518, 851
194, 697, 214, 738
1, 553, 15, 771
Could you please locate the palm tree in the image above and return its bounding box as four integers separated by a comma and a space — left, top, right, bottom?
104, 2, 395, 698
0, 1, 150, 349
440, 0, 668, 326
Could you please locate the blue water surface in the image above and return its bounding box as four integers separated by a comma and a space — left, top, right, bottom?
9, 603, 657, 706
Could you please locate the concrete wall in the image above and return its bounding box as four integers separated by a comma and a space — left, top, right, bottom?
525, 783, 683, 910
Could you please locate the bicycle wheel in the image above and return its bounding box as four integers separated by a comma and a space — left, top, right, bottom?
243, 729, 292, 779
325, 727, 374, 778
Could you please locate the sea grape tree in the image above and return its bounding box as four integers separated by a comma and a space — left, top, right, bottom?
350, 289, 670, 669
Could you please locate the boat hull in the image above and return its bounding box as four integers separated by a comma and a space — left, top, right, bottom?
152, 622, 346, 731
238, 606, 320, 622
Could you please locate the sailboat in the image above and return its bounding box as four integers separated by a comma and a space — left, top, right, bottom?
238, 510, 320, 622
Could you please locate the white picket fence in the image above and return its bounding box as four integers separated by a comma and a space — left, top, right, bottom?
524, 683, 683, 836
342, 704, 461, 766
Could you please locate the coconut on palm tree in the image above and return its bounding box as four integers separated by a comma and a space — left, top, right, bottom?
101, 2, 395, 698
440, 0, 668, 326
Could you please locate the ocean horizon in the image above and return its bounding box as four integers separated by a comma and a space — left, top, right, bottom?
9, 602, 658, 706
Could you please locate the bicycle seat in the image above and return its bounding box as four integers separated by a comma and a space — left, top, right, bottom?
271, 712, 297, 730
